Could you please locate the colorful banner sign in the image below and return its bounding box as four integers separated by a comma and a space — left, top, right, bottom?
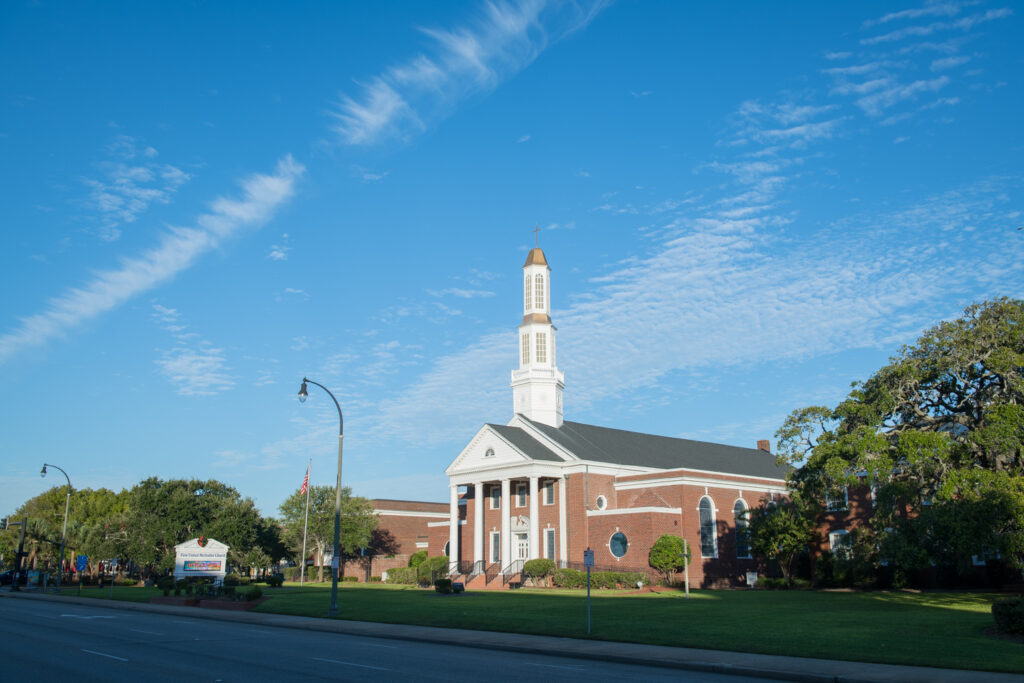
184, 560, 222, 572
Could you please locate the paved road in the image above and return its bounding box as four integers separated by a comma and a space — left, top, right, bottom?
0, 598, 764, 682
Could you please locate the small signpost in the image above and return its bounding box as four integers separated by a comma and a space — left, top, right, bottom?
76, 555, 88, 595
583, 547, 595, 634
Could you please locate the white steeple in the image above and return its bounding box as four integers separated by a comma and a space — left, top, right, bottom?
511, 245, 564, 427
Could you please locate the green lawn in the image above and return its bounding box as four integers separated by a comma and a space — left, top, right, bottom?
59, 583, 1021, 672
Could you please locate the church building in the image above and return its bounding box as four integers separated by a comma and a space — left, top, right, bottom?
443, 245, 791, 588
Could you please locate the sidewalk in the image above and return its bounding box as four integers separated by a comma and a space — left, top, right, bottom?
4, 590, 1020, 683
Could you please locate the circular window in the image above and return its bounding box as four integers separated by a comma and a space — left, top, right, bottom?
609, 532, 628, 558
596, 495, 607, 510
485, 448, 495, 458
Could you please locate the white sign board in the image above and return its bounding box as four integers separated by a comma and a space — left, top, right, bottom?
173, 538, 229, 581
746, 571, 758, 587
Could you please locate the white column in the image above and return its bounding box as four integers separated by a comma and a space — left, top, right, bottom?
558, 476, 568, 564
501, 478, 511, 570
473, 481, 484, 570
448, 484, 459, 572
529, 476, 540, 559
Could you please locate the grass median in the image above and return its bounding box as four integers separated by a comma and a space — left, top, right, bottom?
61, 582, 1020, 672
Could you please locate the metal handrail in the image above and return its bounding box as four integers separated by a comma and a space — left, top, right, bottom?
501, 559, 525, 585
484, 562, 501, 585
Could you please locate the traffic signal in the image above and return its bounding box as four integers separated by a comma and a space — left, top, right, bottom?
0, 518, 7, 530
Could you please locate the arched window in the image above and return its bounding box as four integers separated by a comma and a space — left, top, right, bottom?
443, 541, 450, 557
734, 499, 750, 559
524, 274, 531, 311
534, 273, 544, 310
698, 496, 717, 558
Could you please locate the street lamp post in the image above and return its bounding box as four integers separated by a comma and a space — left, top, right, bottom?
298, 377, 344, 617
41, 464, 72, 593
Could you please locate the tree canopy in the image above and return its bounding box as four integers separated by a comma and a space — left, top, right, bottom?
776, 298, 1024, 572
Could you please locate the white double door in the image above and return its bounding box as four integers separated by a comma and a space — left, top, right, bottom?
515, 532, 529, 561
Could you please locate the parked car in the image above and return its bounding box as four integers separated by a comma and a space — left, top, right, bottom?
0, 570, 27, 586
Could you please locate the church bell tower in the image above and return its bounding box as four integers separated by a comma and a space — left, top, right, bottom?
511, 245, 564, 427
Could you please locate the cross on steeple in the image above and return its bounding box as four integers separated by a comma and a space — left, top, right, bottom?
533, 223, 541, 246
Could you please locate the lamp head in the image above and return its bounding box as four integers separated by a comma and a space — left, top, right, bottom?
41, 465, 47, 478
298, 380, 308, 403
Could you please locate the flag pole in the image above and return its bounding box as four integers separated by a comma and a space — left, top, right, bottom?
300, 458, 311, 587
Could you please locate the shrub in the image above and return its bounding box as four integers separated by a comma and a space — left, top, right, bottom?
434, 578, 453, 594
408, 550, 428, 568
367, 576, 382, 582
385, 567, 418, 585
222, 584, 236, 598
223, 573, 251, 587
523, 559, 556, 586
242, 586, 263, 602
552, 568, 584, 588
341, 575, 358, 582
757, 577, 789, 590
265, 574, 284, 588
416, 556, 450, 585
157, 576, 175, 596
992, 597, 1024, 635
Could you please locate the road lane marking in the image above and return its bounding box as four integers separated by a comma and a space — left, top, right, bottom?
312, 656, 390, 671
82, 649, 128, 662
128, 628, 164, 635
528, 663, 585, 671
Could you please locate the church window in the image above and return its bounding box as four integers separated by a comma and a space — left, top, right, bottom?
595, 494, 607, 511
535, 332, 547, 363
542, 480, 554, 505
485, 447, 495, 458
489, 486, 500, 510
516, 484, 527, 507
443, 541, 450, 557
521, 334, 530, 366
545, 529, 556, 559
534, 273, 544, 310
734, 499, 751, 559
490, 531, 501, 563
609, 532, 628, 558
524, 274, 531, 311
698, 496, 717, 558
828, 530, 852, 560
826, 487, 848, 512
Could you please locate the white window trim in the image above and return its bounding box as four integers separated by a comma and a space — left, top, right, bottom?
490, 531, 501, 563
595, 494, 607, 511
734, 498, 751, 560
698, 495, 718, 559
608, 531, 629, 559
828, 530, 852, 559
542, 480, 554, 505
544, 528, 556, 560
516, 483, 527, 508
826, 487, 849, 512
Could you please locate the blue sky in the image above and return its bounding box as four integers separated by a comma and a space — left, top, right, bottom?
2, 1, 1022, 518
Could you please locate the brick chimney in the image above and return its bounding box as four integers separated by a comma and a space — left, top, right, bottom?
756, 439, 771, 452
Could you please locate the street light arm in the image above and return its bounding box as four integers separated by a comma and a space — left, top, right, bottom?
302, 377, 344, 436
42, 463, 72, 490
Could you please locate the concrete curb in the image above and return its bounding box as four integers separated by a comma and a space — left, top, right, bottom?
3, 590, 1020, 683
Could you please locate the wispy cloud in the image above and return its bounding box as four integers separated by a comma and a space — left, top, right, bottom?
329, 0, 607, 146
151, 304, 234, 396
267, 233, 292, 261
82, 135, 190, 241
517, 133, 531, 143
428, 287, 496, 299
0, 156, 304, 365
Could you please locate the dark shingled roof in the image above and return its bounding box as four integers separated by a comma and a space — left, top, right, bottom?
487, 424, 564, 462
516, 416, 791, 479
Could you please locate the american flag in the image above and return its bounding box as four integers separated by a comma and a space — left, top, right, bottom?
300, 462, 310, 495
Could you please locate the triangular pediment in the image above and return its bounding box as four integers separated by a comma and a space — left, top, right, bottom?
175, 537, 229, 552
446, 424, 536, 476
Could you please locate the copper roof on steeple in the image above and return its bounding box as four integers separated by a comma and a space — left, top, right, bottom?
523, 247, 548, 267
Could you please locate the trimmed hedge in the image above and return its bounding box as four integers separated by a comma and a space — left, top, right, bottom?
550, 569, 646, 589
408, 550, 428, 568
416, 556, 450, 585
992, 596, 1024, 634
384, 567, 418, 584
242, 586, 262, 601
367, 576, 382, 582
265, 573, 284, 588
524, 558, 556, 585
341, 575, 359, 582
